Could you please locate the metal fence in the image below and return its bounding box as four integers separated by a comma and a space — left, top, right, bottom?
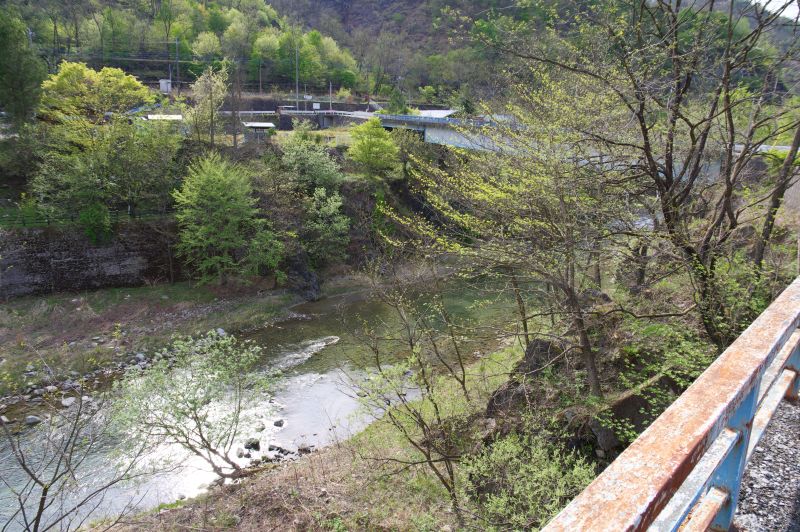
0, 209, 173, 229
543, 277, 800, 531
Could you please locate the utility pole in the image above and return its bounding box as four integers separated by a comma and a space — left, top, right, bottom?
175, 38, 180, 94
295, 37, 300, 110
209, 74, 215, 148
259, 58, 263, 94
329, 81, 333, 110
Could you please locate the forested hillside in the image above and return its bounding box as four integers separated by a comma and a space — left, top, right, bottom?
0, 0, 360, 92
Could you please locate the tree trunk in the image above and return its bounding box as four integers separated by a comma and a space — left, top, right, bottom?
753, 123, 800, 274
511, 272, 530, 347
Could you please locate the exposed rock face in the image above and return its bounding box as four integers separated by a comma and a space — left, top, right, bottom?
0, 223, 177, 299
486, 340, 564, 419
283, 252, 321, 301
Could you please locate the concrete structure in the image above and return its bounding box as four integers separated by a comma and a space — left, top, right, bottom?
242, 121, 276, 142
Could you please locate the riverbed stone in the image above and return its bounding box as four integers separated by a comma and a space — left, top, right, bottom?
61, 397, 76, 408
273, 419, 284, 427
0, 415, 11, 424
24, 415, 42, 426
268, 444, 291, 455
298, 444, 314, 455
45, 385, 58, 394
244, 438, 260, 451
254, 421, 265, 432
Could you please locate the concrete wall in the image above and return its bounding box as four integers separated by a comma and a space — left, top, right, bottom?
0, 223, 177, 299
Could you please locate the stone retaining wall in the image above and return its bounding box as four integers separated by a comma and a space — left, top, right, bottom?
0, 223, 177, 299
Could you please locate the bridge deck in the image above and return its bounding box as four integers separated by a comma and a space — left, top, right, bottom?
734, 398, 800, 531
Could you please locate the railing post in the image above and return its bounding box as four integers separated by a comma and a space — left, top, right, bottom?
709, 383, 759, 530
788, 345, 800, 400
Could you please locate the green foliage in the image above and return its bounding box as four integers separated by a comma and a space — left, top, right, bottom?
30, 118, 182, 215
173, 153, 284, 285
302, 187, 350, 268
418, 85, 438, 103
386, 88, 411, 114
348, 118, 400, 177
112, 331, 269, 477
78, 202, 112, 243
39, 62, 154, 122
0, 8, 46, 127
599, 319, 716, 444
460, 433, 595, 530
281, 121, 344, 190
186, 66, 228, 146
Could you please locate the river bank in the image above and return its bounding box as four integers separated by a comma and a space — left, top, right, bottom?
109, 345, 523, 532
3, 266, 524, 529
0, 270, 373, 406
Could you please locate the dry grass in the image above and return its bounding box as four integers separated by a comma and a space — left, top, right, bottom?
112, 439, 456, 532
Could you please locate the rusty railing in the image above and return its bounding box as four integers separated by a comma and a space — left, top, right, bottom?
543, 278, 800, 532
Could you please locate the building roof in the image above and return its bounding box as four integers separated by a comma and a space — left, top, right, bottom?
146, 114, 183, 121
418, 109, 457, 118
242, 122, 276, 129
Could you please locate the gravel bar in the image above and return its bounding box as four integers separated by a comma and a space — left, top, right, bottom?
734, 398, 800, 532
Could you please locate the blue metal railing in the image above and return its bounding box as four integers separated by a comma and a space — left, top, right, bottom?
543, 278, 800, 531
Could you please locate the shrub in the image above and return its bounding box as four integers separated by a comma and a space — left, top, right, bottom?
78, 202, 112, 243
461, 433, 595, 530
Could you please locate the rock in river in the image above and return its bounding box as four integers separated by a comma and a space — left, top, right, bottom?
24, 415, 42, 426
244, 438, 260, 451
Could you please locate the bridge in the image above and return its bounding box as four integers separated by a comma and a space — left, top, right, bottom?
542, 278, 800, 531
280, 109, 498, 150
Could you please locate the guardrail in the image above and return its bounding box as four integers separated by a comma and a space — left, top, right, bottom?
543, 278, 800, 531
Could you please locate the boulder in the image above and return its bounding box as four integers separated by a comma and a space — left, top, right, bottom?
244, 438, 260, 451
268, 444, 291, 455
61, 397, 76, 408
297, 444, 314, 455
24, 415, 42, 426
254, 421, 266, 432
273, 419, 285, 428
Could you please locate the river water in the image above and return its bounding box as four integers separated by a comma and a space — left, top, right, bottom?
0, 281, 511, 530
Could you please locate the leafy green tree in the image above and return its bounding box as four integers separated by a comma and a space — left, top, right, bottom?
113, 332, 268, 479
386, 88, 410, 114
0, 8, 47, 127
303, 187, 350, 267
473, 0, 800, 347
281, 120, 344, 190
186, 66, 228, 147
39, 62, 154, 122
348, 117, 400, 178
173, 153, 283, 285
30, 119, 182, 216
390, 78, 632, 397
192, 31, 222, 59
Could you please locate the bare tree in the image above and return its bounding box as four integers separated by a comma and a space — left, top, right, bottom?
469, 0, 800, 347
0, 396, 150, 532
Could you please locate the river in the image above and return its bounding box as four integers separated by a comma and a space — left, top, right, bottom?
0, 280, 512, 530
